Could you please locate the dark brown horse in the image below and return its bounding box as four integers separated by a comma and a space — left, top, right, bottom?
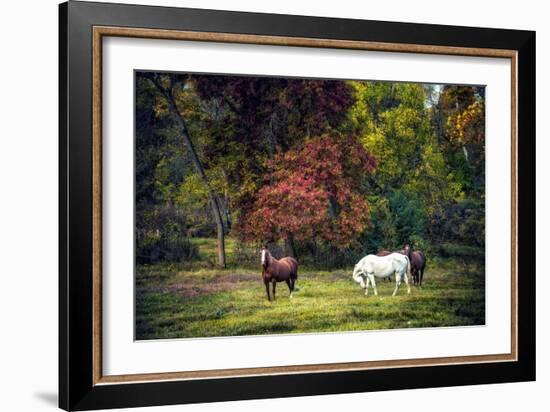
403, 244, 426, 286
261, 246, 298, 301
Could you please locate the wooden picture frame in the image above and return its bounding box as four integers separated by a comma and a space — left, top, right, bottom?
59, 1, 535, 410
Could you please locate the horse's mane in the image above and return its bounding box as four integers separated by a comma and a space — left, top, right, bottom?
262, 247, 276, 267
266, 249, 279, 263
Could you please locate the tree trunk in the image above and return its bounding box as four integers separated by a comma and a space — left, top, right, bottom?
328, 197, 339, 219
462, 145, 470, 164
212, 198, 226, 267
149, 77, 226, 267
434, 103, 444, 145
285, 234, 296, 258
221, 169, 232, 232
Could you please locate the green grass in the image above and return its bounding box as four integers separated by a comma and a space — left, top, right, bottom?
136, 238, 485, 340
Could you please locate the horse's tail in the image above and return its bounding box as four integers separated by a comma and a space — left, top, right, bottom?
419, 251, 427, 269
290, 257, 298, 280
405, 255, 411, 280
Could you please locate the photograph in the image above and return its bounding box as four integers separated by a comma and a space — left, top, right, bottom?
52, 1, 535, 410
135, 71, 486, 340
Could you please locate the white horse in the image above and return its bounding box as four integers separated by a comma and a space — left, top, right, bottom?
352, 253, 411, 297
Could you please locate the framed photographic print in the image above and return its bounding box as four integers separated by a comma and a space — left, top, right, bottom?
59, 1, 535, 410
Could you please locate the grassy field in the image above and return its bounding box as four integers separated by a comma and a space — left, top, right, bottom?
136, 238, 485, 340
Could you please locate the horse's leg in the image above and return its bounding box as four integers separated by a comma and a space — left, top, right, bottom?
404, 270, 411, 295
285, 279, 293, 298
369, 274, 378, 296
392, 272, 401, 297
419, 267, 424, 287
293, 279, 298, 292
264, 280, 271, 301
272, 280, 277, 300
364, 275, 370, 296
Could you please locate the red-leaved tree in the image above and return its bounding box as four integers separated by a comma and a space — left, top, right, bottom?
238, 134, 376, 248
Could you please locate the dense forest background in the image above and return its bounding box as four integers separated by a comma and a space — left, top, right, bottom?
135, 72, 485, 269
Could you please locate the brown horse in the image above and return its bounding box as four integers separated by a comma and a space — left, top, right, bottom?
377, 248, 410, 256
261, 245, 298, 301
403, 244, 426, 286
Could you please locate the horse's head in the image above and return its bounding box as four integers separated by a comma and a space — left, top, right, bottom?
403, 243, 412, 258
352, 265, 364, 286
261, 245, 270, 269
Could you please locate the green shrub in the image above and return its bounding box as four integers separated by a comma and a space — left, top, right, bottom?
435, 243, 484, 260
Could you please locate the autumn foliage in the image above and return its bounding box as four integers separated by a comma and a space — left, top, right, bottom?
135, 72, 486, 266
445, 100, 484, 144
238, 134, 376, 246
